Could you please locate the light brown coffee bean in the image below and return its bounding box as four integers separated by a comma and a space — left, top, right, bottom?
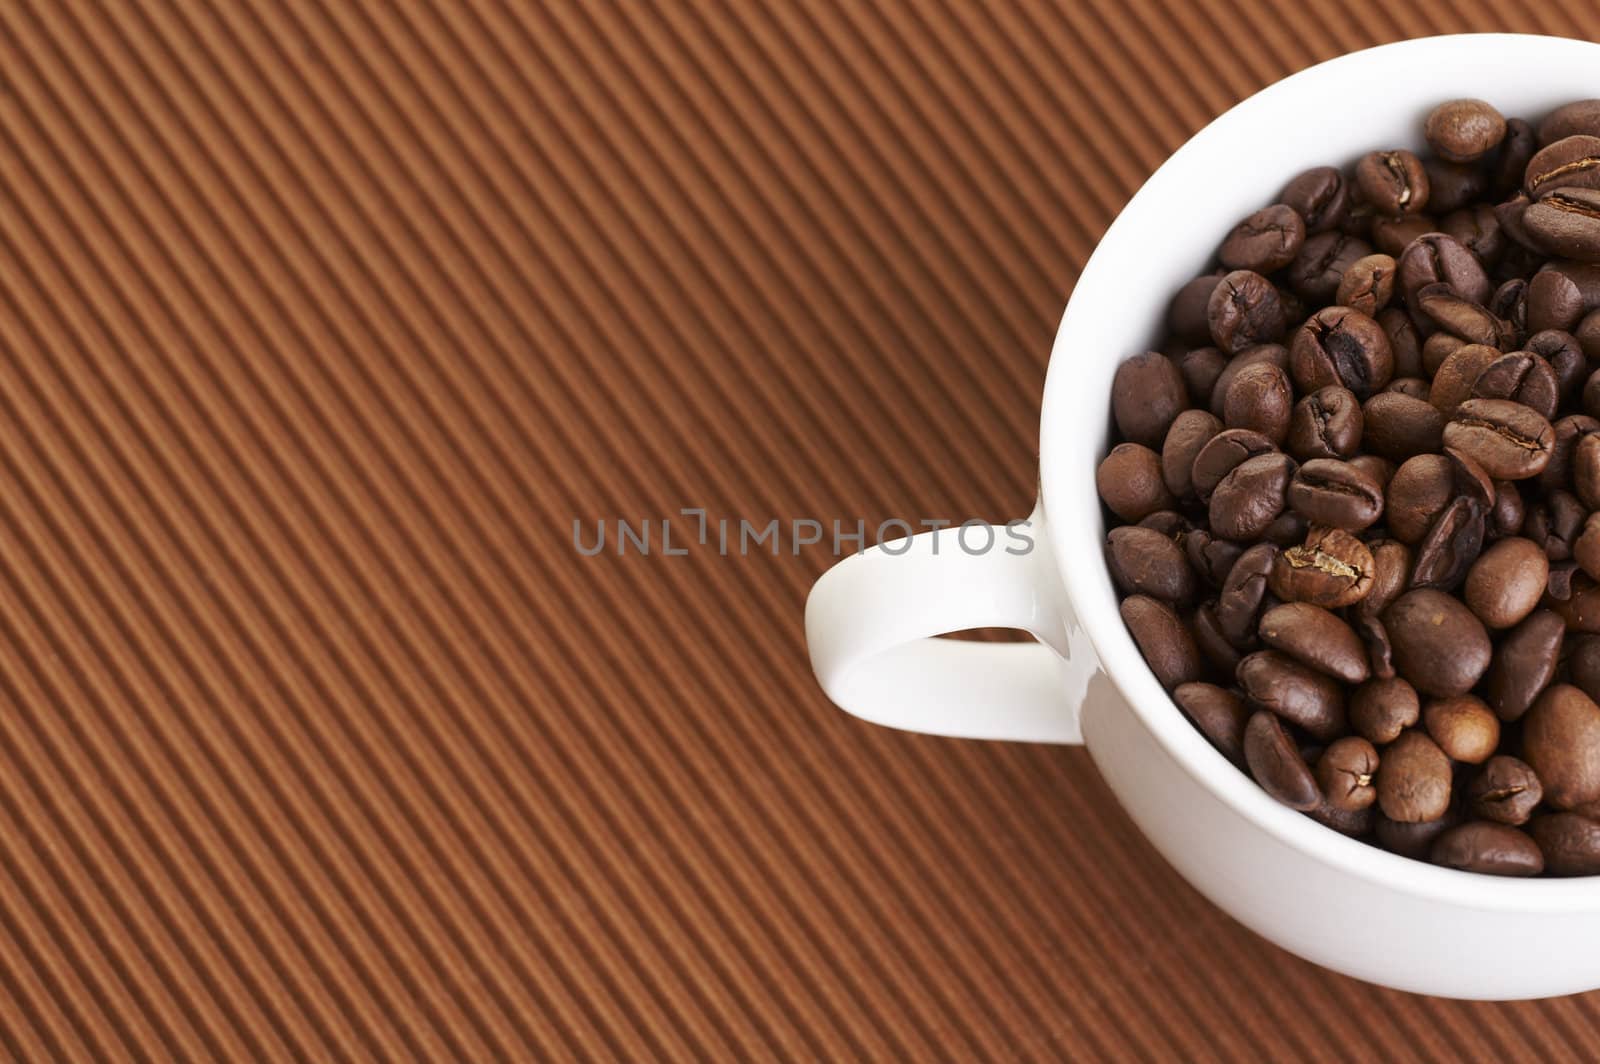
1377, 729, 1452, 823
1425, 99, 1507, 163
1462, 536, 1549, 628
1441, 399, 1554, 480
1267, 526, 1374, 608
1423, 695, 1501, 764
1350, 676, 1420, 745
1286, 459, 1384, 530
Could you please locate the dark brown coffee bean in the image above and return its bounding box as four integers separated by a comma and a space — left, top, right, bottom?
1372, 214, 1437, 258
1356, 541, 1413, 626
1491, 479, 1526, 538
1350, 455, 1397, 494
1415, 283, 1510, 347
1237, 651, 1347, 742
1550, 574, 1600, 632
1097, 444, 1175, 523
1337, 253, 1396, 316
1258, 601, 1368, 684
1191, 601, 1244, 676
1279, 166, 1350, 234
1112, 351, 1189, 449
1376, 810, 1459, 859
1288, 306, 1394, 399
1423, 695, 1500, 764
1209, 452, 1295, 541
1576, 513, 1600, 580
1442, 399, 1554, 480
1176, 347, 1229, 410
1445, 205, 1509, 268
1386, 377, 1431, 400
1161, 409, 1223, 501
1268, 526, 1374, 608
1351, 676, 1420, 745
1463, 536, 1549, 629
1578, 309, 1600, 362
1385, 589, 1492, 697
1385, 454, 1456, 544
1208, 344, 1288, 418
1423, 159, 1488, 216
1569, 635, 1600, 703
1398, 232, 1492, 307
1120, 595, 1204, 691
1184, 530, 1244, 590
1527, 271, 1587, 334
1429, 343, 1500, 417
1525, 134, 1600, 195
1309, 798, 1375, 837
1216, 543, 1278, 648
1538, 101, 1600, 145
1287, 232, 1373, 302
1243, 710, 1321, 811
1410, 495, 1487, 592
1377, 729, 1452, 823
1524, 187, 1600, 263
1286, 385, 1363, 461
1550, 561, 1583, 600
1286, 459, 1384, 531
1422, 332, 1468, 377
1490, 278, 1528, 342
1539, 413, 1600, 493
1378, 307, 1423, 378
1316, 737, 1379, 812
1261, 506, 1311, 548
1526, 490, 1586, 562
1467, 756, 1544, 825
1360, 392, 1444, 462
1470, 352, 1559, 420
1498, 193, 1538, 252
1485, 610, 1564, 723
1208, 270, 1289, 353
1360, 615, 1395, 680
1574, 433, 1600, 510
1168, 274, 1225, 345
1105, 526, 1196, 604
1356, 149, 1430, 214
1529, 809, 1600, 875
1221, 362, 1293, 444
1429, 822, 1543, 876
1493, 117, 1539, 196
1220, 204, 1306, 273
1425, 99, 1507, 163
1190, 427, 1277, 501
1522, 684, 1600, 809
1173, 683, 1249, 765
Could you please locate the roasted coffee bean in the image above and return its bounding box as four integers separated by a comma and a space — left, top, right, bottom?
1398, 232, 1492, 307
1209, 270, 1289, 353
1244, 710, 1322, 811
1540, 414, 1600, 492
1184, 530, 1244, 590
1422, 333, 1468, 377
1287, 232, 1373, 302
1470, 352, 1559, 420
1168, 274, 1225, 345
1173, 683, 1249, 765
1550, 574, 1600, 632
1429, 822, 1543, 876
1237, 651, 1347, 742
1112, 351, 1189, 448
1525, 187, 1600, 263
1423, 695, 1500, 764
1526, 490, 1586, 561
1210, 452, 1295, 541
1279, 166, 1350, 234
1105, 526, 1196, 604
1539, 101, 1600, 145
1360, 614, 1395, 680
1177, 346, 1229, 409
1445, 206, 1509, 268
1491, 479, 1526, 538
1191, 602, 1244, 676
1585, 370, 1600, 422
1121, 595, 1204, 691
1385, 589, 1492, 697
1258, 601, 1369, 684
1467, 756, 1544, 825
1498, 193, 1538, 252
1361, 392, 1444, 462
1578, 309, 1600, 361
1216, 543, 1278, 648
1337, 254, 1396, 316
1494, 117, 1540, 196
1525, 134, 1600, 195
1351, 676, 1420, 745
1415, 283, 1510, 347
1098, 444, 1175, 522
1161, 409, 1224, 501
1286, 459, 1384, 531
1575, 433, 1600, 510
1485, 610, 1564, 722
1372, 214, 1437, 258
1442, 399, 1554, 480
1220, 204, 1306, 273
1410, 495, 1487, 592
1376, 810, 1460, 859
1309, 798, 1376, 837
1221, 361, 1293, 444
1208, 344, 1288, 417
1490, 278, 1528, 341
1357, 540, 1413, 623
1531, 330, 1590, 404
1190, 427, 1278, 501
1576, 513, 1600, 580
1262, 510, 1309, 547
1425, 99, 1507, 163
1386, 377, 1431, 400
1356, 149, 1430, 214
1377, 729, 1453, 823
1350, 454, 1397, 493
1286, 385, 1363, 461
1569, 635, 1600, 702
1288, 306, 1394, 399
1423, 159, 1488, 216
1522, 684, 1600, 809
1550, 561, 1583, 600
1385, 454, 1457, 543
1527, 271, 1587, 334
1463, 536, 1549, 628
1379, 307, 1424, 378
1268, 526, 1374, 608
1429, 344, 1500, 417
1529, 809, 1600, 875
1138, 508, 1189, 536
1317, 737, 1379, 812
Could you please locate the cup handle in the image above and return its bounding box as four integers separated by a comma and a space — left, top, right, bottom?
804, 506, 1090, 744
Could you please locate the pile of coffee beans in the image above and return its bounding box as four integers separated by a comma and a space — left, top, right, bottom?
1099, 99, 1600, 877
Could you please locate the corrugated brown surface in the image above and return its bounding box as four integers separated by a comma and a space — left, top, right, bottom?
1, 1, 1599, 1059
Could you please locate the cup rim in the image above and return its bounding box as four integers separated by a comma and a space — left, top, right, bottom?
1040, 32, 1600, 911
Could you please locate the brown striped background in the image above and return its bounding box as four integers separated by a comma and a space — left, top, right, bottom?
1, 1, 1598, 1060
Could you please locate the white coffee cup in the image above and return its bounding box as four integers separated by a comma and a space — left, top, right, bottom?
805, 34, 1600, 1000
